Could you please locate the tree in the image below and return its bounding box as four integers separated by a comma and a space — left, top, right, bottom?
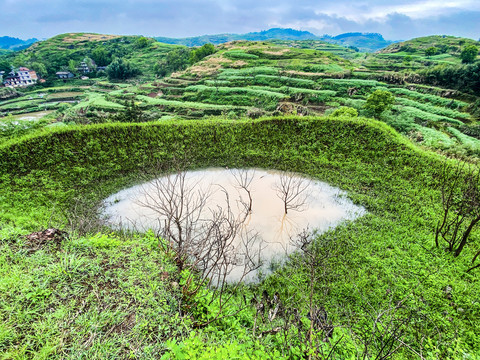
364, 90, 395, 118
435, 162, 480, 263
190, 43, 216, 63
154, 48, 191, 77
135, 36, 150, 49
30, 62, 48, 78
68, 59, 77, 73
91, 46, 111, 67
106, 58, 140, 80
273, 171, 309, 215
136, 166, 261, 326
425, 47, 438, 57
0, 59, 12, 73
460, 45, 478, 64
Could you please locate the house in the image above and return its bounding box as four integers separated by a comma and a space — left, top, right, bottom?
3, 67, 38, 87
78, 59, 96, 74
56, 71, 74, 79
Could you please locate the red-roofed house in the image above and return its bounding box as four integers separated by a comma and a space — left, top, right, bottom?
3, 67, 38, 87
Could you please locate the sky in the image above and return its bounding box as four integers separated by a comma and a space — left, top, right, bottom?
1, 0, 479, 41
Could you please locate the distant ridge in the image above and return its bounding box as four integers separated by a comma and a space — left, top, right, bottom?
155, 28, 318, 47
0, 36, 38, 50
155, 28, 398, 52
322, 32, 396, 52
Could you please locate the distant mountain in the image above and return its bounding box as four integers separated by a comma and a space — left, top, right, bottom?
156, 28, 319, 47
0, 36, 38, 50
155, 28, 398, 52
321, 32, 397, 52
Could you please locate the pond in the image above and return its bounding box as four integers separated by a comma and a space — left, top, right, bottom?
11, 111, 53, 121
102, 168, 366, 282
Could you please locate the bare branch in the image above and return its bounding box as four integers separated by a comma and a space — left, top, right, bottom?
273, 171, 310, 214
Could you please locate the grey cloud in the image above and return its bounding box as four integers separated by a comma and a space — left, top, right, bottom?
0, 0, 478, 41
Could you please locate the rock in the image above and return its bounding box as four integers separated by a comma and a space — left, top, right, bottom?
24, 228, 68, 250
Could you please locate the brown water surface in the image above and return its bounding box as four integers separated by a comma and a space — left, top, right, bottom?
103, 168, 366, 281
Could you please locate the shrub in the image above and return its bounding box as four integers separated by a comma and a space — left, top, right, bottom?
364, 90, 395, 118
106, 58, 140, 80
224, 50, 259, 60
332, 106, 359, 117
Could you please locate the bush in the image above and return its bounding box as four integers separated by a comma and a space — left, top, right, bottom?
106, 58, 140, 80
224, 50, 259, 60
364, 90, 395, 118
460, 45, 478, 64
332, 106, 358, 117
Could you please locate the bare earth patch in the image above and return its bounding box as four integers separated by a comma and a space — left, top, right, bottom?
286, 70, 328, 77
231, 60, 248, 68
262, 49, 290, 56
62, 34, 121, 43
184, 56, 233, 76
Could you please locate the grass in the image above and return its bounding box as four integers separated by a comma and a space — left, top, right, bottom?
392, 105, 464, 125
388, 87, 469, 108
0, 227, 184, 359
1, 116, 480, 358
448, 127, 480, 151
395, 97, 471, 120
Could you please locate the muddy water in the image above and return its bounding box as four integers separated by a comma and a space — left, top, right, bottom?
103, 168, 366, 281
12, 111, 53, 121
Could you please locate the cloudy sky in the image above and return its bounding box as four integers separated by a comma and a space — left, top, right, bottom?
1, 0, 479, 41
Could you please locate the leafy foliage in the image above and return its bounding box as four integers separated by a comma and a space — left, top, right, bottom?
106, 58, 140, 80
460, 44, 479, 64
364, 89, 395, 118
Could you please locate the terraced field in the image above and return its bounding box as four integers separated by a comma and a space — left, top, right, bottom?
2, 40, 479, 158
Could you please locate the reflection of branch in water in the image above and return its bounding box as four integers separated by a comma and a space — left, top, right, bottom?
270, 213, 305, 255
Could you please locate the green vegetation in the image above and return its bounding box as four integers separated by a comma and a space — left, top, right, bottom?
460, 44, 479, 64
1, 116, 480, 358
1, 34, 480, 358
106, 58, 140, 80
364, 89, 395, 118
0, 33, 178, 80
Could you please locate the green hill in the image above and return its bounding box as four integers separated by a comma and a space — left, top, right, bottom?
155, 28, 319, 46
2, 38, 479, 159
1, 33, 178, 79
379, 35, 480, 59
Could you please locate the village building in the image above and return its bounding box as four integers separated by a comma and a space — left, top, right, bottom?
2, 67, 38, 87
56, 71, 75, 79
78, 59, 96, 74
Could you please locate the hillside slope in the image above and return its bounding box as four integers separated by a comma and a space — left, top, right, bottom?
1, 33, 179, 78
380, 35, 480, 59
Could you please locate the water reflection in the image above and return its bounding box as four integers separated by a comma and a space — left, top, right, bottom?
103, 168, 366, 281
